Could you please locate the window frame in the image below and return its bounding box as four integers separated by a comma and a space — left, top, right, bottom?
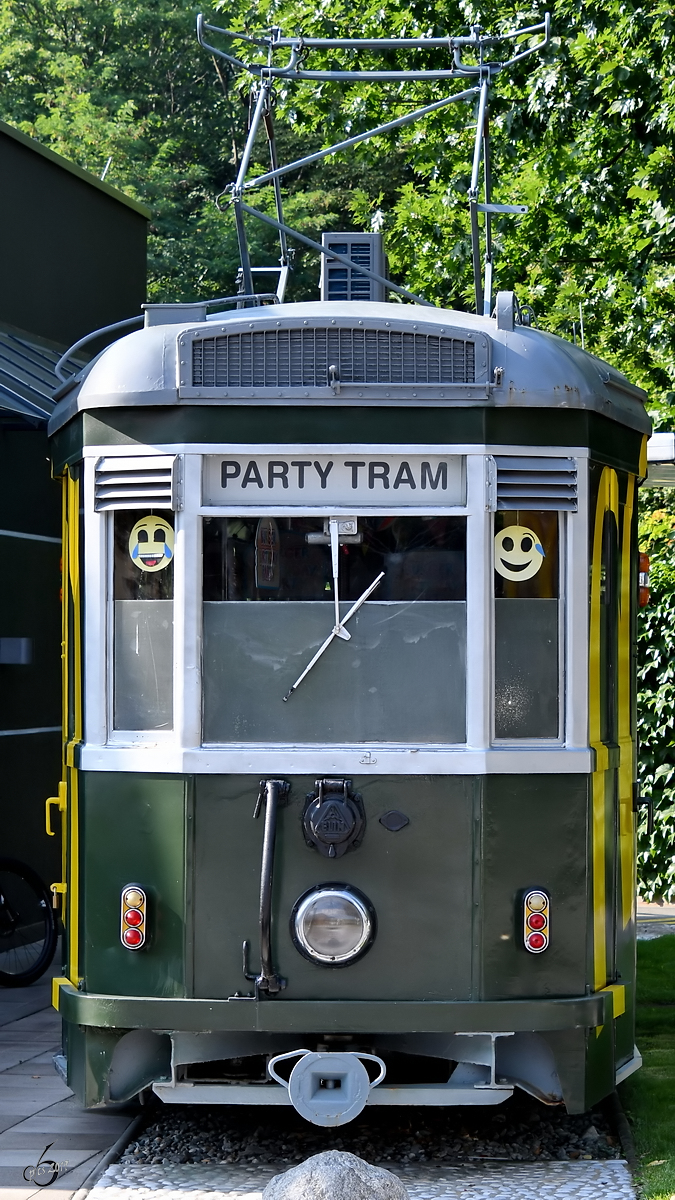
80, 445, 590, 774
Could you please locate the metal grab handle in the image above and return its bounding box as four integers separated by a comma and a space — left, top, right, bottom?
355, 1052, 387, 1089
250, 779, 290, 995
45, 783, 67, 837
267, 1049, 312, 1086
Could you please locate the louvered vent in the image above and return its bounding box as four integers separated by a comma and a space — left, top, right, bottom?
191, 328, 476, 389
94, 456, 182, 512
321, 232, 385, 303
495, 456, 577, 511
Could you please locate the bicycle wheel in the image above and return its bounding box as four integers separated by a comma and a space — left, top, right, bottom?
0, 859, 57, 986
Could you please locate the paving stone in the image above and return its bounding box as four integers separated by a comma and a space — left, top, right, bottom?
0, 1074, 71, 1092
90, 1159, 636, 1200
0, 981, 137, 1200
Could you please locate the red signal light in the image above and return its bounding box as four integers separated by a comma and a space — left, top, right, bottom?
523, 888, 549, 954
527, 932, 546, 951
120, 885, 146, 950
639, 552, 650, 607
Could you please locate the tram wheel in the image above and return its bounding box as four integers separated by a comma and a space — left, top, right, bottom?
0, 859, 58, 987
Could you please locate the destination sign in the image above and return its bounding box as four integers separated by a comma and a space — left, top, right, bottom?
202, 454, 464, 507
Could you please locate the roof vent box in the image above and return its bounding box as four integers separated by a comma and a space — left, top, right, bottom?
321, 233, 386, 303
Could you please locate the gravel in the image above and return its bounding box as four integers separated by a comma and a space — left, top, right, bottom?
120, 1094, 621, 1169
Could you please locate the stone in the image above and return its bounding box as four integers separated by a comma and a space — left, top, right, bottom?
261, 1150, 409, 1200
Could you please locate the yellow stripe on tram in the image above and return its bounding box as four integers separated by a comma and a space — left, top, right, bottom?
66, 471, 83, 987
618, 475, 636, 931
589, 466, 619, 994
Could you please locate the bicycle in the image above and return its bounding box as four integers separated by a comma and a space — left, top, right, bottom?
0, 859, 58, 986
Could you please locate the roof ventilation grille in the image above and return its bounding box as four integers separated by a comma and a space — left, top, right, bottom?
191, 328, 477, 389
94, 455, 182, 511
495, 456, 577, 511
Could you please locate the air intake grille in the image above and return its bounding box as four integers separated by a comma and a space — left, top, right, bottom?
191, 328, 476, 389
94, 456, 182, 512
495, 456, 577, 511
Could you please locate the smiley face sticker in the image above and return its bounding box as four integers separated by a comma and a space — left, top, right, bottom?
494, 525, 545, 581
129, 515, 174, 572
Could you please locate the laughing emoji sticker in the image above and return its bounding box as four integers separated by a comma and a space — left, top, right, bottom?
129, 515, 174, 573
494, 525, 545, 581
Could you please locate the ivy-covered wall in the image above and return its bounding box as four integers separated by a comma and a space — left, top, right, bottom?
638, 491, 675, 900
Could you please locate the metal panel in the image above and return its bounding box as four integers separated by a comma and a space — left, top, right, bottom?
81, 772, 186, 998
192, 774, 474, 1002
0, 326, 62, 423
481, 774, 588, 1000
495, 456, 577, 511
191, 328, 477, 389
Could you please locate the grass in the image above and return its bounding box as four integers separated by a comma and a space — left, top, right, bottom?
619, 936, 675, 1199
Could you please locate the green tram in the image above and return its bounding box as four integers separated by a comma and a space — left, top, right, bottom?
47, 286, 650, 1123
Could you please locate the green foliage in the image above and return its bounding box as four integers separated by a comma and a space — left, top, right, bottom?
638, 491, 675, 900
622, 937, 675, 1200
636, 934, 675, 1004
2, 0, 675, 887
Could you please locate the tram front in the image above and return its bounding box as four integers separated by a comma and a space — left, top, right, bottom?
48, 291, 648, 1123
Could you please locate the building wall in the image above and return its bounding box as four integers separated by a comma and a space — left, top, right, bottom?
0, 123, 147, 894
0, 124, 147, 347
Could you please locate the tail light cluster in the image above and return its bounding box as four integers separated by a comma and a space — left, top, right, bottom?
523, 889, 549, 954
121, 885, 147, 949
639, 553, 650, 608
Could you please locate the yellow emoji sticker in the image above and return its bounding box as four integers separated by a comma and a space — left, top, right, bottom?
129, 515, 174, 573
494, 525, 545, 581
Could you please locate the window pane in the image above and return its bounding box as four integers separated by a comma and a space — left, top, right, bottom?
113, 512, 174, 730
494, 512, 559, 739
202, 516, 466, 744
203, 516, 466, 602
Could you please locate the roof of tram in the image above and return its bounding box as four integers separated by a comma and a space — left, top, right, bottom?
48, 300, 651, 437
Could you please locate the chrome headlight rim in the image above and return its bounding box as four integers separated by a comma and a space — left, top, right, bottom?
290, 883, 376, 968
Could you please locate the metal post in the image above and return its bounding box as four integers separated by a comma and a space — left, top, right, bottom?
469, 79, 488, 316
482, 103, 493, 318
244, 88, 478, 190
233, 81, 271, 299
262, 102, 290, 300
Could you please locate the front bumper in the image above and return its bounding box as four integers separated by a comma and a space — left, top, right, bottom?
53, 980, 610, 1032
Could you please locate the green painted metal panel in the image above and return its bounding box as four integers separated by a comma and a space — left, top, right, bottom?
192, 775, 474, 1002
58, 985, 609, 1032
63, 1019, 126, 1109
81, 773, 186, 997
480, 775, 589, 999
49, 408, 644, 476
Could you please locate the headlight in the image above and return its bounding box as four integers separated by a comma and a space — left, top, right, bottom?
291, 885, 375, 966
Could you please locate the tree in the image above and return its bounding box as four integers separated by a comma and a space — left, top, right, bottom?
2, 0, 675, 892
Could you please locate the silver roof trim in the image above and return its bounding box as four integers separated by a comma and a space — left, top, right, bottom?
48, 301, 650, 436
